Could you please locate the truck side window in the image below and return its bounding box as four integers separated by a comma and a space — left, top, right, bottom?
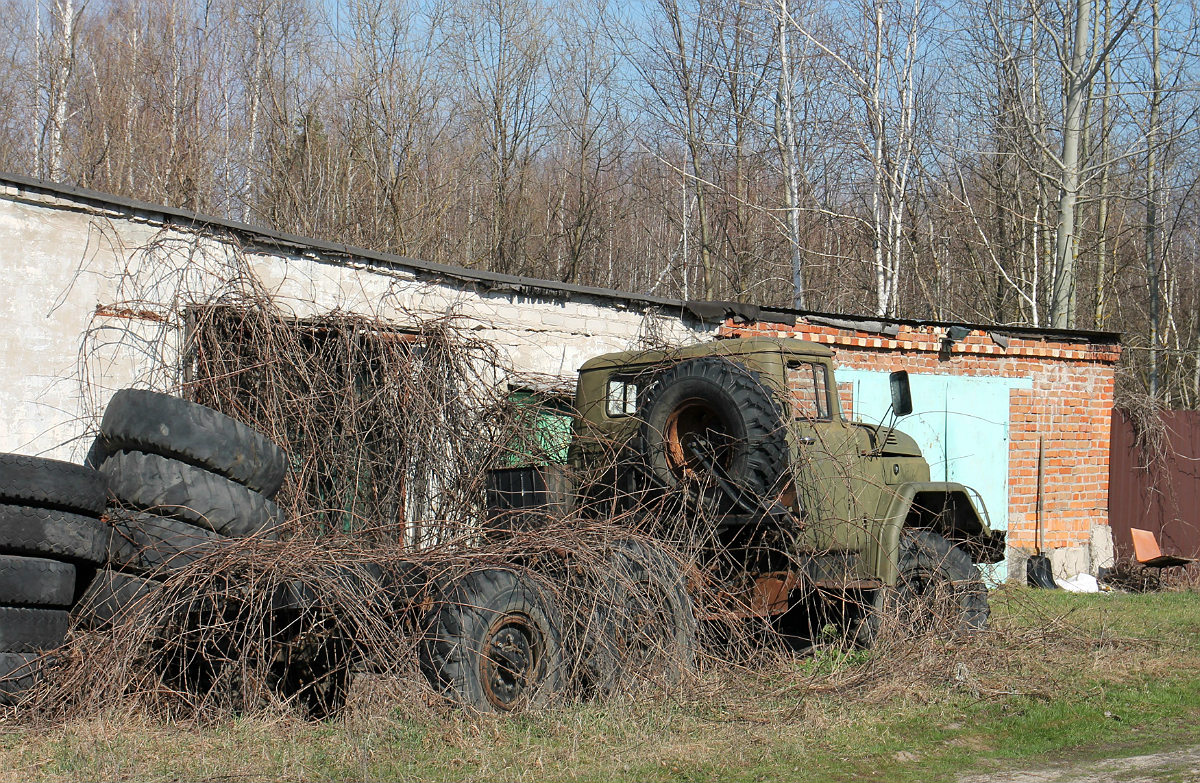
606, 378, 638, 417
787, 362, 831, 421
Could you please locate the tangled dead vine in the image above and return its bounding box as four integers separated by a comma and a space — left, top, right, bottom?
20, 232, 1035, 725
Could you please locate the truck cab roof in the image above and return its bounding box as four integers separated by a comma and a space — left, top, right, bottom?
578, 336, 832, 373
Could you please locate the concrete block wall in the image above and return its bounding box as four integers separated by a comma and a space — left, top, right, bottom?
725, 319, 1121, 577
0, 181, 709, 462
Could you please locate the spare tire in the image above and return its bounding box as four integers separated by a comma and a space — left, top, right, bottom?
634, 357, 787, 505
100, 389, 288, 497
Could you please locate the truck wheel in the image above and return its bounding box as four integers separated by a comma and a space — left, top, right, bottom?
100, 389, 288, 497
421, 568, 565, 712
856, 530, 988, 646
635, 357, 787, 506
585, 539, 697, 697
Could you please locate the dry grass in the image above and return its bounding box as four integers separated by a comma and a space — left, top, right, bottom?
0, 588, 1197, 782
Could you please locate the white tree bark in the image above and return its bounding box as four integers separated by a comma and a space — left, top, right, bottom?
775, 0, 805, 308
48, 0, 76, 182
1049, 0, 1093, 328
1146, 0, 1162, 395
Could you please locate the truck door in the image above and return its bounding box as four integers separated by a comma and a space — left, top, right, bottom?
786, 359, 864, 552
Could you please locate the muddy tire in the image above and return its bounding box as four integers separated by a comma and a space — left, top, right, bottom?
856, 530, 989, 646
100, 450, 283, 538
0, 505, 107, 564
100, 389, 288, 497
584, 539, 697, 697
634, 357, 787, 507
421, 568, 565, 712
0, 454, 106, 516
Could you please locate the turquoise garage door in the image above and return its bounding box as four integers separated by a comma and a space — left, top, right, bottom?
836, 369, 1031, 583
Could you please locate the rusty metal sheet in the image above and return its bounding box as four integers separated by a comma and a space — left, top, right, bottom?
1110, 410, 1200, 559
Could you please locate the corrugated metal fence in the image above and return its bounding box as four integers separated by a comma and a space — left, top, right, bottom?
1109, 409, 1200, 559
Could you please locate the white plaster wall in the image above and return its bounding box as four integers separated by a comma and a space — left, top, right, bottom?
0, 186, 712, 462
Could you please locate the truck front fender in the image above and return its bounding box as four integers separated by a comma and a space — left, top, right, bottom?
873, 482, 1007, 585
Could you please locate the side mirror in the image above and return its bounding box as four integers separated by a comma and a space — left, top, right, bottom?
889, 370, 913, 417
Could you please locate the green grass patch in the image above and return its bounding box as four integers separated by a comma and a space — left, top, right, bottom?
2, 588, 1199, 781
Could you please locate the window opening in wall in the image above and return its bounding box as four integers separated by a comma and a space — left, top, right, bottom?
787, 361, 831, 421
185, 305, 422, 540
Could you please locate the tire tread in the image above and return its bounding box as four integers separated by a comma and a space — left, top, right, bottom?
101, 389, 287, 496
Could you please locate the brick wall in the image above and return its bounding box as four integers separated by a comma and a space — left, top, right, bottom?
723, 319, 1120, 560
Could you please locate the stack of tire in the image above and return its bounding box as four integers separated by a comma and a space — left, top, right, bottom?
0, 454, 108, 702
78, 389, 288, 628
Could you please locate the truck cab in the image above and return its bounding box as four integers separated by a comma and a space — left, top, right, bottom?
568, 337, 1005, 627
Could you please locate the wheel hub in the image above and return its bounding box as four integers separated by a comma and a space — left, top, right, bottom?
896, 568, 958, 634
480, 617, 539, 710
663, 399, 734, 479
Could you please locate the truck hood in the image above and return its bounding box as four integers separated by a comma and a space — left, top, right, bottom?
853, 423, 923, 457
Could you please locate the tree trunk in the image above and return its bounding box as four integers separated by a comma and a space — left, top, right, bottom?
1146, 0, 1162, 396
775, 0, 806, 309
1049, 0, 1092, 329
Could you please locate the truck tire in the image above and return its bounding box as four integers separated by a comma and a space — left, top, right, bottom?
100, 389, 288, 497
106, 510, 226, 577
73, 569, 162, 629
0, 454, 106, 516
0, 607, 69, 652
100, 450, 284, 538
0, 652, 45, 704
421, 568, 565, 712
856, 529, 988, 646
634, 357, 787, 506
0, 505, 107, 564
268, 626, 353, 720
585, 539, 697, 697
0, 555, 75, 607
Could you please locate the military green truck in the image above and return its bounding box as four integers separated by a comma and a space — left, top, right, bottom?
457, 336, 1006, 709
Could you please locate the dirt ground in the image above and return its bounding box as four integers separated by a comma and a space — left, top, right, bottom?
958, 744, 1200, 783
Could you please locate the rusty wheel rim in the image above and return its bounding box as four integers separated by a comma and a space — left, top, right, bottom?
480, 614, 540, 711
663, 398, 732, 479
